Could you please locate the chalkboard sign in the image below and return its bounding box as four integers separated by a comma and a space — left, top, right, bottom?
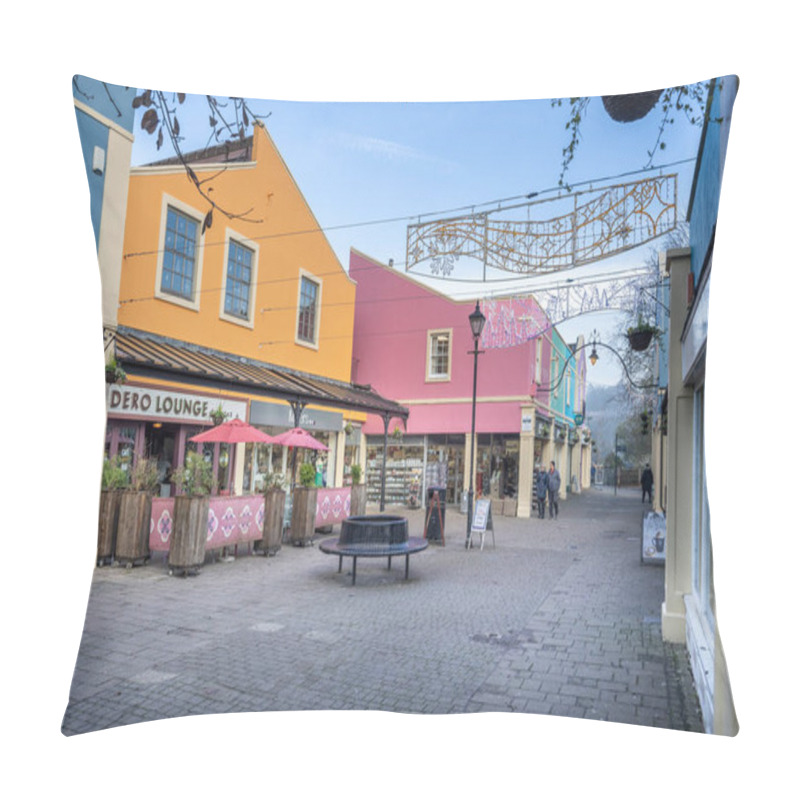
468, 498, 495, 550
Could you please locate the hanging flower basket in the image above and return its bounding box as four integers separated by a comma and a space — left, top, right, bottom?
105, 361, 127, 384
627, 328, 655, 351
627, 317, 659, 352
601, 89, 663, 123
209, 403, 229, 427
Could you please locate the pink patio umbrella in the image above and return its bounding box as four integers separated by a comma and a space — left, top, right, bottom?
270, 427, 328, 488
189, 418, 277, 495
270, 427, 329, 451
189, 417, 277, 444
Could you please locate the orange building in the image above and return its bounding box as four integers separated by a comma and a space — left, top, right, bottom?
107, 122, 406, 495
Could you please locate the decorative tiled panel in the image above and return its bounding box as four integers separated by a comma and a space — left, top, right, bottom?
148, 495, 266, 551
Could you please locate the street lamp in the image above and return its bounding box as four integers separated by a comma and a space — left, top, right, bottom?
466, 300, 486, 547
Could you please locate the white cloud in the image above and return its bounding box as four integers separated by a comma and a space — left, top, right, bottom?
336, 132, 453, 168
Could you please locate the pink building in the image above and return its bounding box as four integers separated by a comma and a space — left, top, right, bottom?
351, 249, 586, 518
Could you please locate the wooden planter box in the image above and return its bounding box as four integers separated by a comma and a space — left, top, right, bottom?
260, 488, 286, 555
169, 495, 209, 574
115, 491, 152, 566
97, 489, 121, 566
350, 484, 367, 517
290, 487, 318, 546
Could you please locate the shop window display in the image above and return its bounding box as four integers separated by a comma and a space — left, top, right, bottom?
366, 438, 424, 506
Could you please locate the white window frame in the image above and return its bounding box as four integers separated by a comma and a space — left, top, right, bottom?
219, 228, 259, 328
154, 194, 205, 312
552, 354, 560, 398
426, 329, 452, 382
295, 269, 322, 350
692, 385, 714, 628
534, 337, 543, 384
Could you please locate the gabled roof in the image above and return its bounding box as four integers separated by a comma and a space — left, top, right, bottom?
114, 327, 408, 421
143, 136, 255, 167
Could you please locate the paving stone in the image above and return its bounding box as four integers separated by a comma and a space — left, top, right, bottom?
61, 488, 705, 736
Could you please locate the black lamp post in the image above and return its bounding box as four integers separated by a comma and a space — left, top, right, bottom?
466, 300, 486, 547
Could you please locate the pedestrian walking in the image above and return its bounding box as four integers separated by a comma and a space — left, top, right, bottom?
547, 461, 561, 519
641, 463, 654, 504
535, 467, 548, 519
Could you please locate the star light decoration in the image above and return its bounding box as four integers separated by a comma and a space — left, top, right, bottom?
406, 175, 676, 280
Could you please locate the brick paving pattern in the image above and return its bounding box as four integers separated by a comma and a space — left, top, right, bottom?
61, 487, 704, 735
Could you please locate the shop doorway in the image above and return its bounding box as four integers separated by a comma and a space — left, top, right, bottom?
426, 434, 464, 505
145, 423, 179, 497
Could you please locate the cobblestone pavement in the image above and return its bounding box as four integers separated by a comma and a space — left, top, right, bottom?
61, 487, 704, 736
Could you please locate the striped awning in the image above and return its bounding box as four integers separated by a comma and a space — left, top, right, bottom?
113, 327, 408, 421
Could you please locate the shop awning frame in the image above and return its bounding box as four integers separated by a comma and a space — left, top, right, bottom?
113, 327, 409, 427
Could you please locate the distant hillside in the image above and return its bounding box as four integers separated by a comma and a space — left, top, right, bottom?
585, 383, 628, 461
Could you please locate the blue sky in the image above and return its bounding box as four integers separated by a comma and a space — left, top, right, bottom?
130, 87, 705, 386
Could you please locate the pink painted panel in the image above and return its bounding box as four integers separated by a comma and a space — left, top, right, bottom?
148, 495, 266, 552
149, 497, 174, 552
207, 495, 265, 549
315, 487, 352, 527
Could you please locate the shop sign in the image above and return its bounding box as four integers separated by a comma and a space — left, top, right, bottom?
107, 385, 246, 423
521, 413, 533, 433
250, 400, 342, 432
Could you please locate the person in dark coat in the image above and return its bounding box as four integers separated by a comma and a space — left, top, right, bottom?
641, 464, 654, 503
535, 468, 548, 519
547, 461, 561, 519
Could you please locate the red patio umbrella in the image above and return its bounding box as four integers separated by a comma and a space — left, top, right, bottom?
189, 418, 277, 444
271, 427, 328, 489
270, 427, 328, 451
189, 418, 277, 497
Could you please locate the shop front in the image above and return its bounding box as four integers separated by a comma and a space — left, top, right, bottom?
365, 431, 524, 510
475, 433, 519, 501
105, 383, 247, 496
365, 435, 425, 507
242, 401, 343, 492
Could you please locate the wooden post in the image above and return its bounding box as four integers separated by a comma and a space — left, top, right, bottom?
97, 489, 121, 566
290, 486, 318, 546
115, 491, 152, 565
350, 483, 367, 517
169, 495, 209, 573
261, 488, 286, 555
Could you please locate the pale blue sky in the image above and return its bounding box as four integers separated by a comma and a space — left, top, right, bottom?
131, 86, 706, 385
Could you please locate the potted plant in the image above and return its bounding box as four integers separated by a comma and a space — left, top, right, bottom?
105, 357, 127, 385
260, 472, 286, 556
210, 403, 228, 427
392, 425, 403, 441
97, 456, 128, 566
116, 457, 159, 567
290, 462, 318, 546
169, 451, 213, 576
349, 463, 367, 517
344, 421, 354, 436
626, 316, 660, 352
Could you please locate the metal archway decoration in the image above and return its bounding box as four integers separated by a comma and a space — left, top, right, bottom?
406, 174, 677, 280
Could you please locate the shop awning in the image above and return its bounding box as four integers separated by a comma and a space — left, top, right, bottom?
113, 327, 408, 423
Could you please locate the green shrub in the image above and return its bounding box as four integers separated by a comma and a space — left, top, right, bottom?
101, 456, 129, 490
172, 451, 214, 496
299, 462, 316, 488
130, 457, 161, 494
